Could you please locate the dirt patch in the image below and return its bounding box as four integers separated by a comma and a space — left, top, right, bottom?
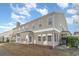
1, 43, 72, 56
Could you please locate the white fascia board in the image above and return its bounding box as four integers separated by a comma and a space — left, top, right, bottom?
33, 28, 61, 33
54, 28, 61, 32
38, 35, 41, 36
42, 34, 46, 36
47, 34, 52, 35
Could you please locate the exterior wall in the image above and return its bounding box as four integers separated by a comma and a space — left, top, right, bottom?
15, 12, 68, 47
74, 32, 79, 36
54, 12, 68, 31
33, 30, 60, 47
16, 32, 34, 44
0, 12, 68, 48
34, 31, 52, 46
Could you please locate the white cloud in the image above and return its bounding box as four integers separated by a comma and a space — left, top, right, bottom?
67, 9, 77, 14
0, 22, 16, 32
66, 15, 79, 25
74, 3, 79, 9
76, 28, 79, 31
36, 8, 48, 15
11, 12, 26, 24
72, 15, 79, 24
66, 17, 74, 25
25, 3, 37, 9
12, 6, 31, 16
0, 26, 8, 29
57, 3, 69, 9
10, 3, 37, 16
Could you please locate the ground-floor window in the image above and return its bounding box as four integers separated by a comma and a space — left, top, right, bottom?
48, 35, 52, 41
21, 38, 25, 41
54, 33, 59, 42
17, 33, 20, 37
43, 36, 46, 41
29, 36, 32, 42
56, 34, 59, 42
17, 38, 20, 41
38, 36, 41, 41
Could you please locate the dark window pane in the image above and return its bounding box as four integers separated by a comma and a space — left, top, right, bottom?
48, 16, 52, 25
17, 33, 20, 36
43, 36, 46, 41
48, 36, 51, 41
29, 36, 32, 42
54, 34, 56, 42
38, 36, 41, 41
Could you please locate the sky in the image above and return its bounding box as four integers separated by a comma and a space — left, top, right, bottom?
0, 3, 79, 33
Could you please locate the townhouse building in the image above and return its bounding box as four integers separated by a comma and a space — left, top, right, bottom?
15, 12, 68, 48
0, 12, 68, 48
0, 30, 13, 42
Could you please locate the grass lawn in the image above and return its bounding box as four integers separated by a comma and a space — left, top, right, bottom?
1, 43, 79, 56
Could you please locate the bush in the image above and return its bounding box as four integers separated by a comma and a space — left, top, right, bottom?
66, 36, 79, 47
6, 38, 9, 42
2, 36, 4, 43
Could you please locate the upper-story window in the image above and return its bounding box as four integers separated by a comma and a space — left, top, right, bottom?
32, 25, 37, 29
39, 24, 42, 28
48, 16, 52, 26
17, 33, 20, 37
32, 25, 35, 29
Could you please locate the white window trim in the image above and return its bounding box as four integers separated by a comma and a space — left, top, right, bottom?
42, 34, 46, 36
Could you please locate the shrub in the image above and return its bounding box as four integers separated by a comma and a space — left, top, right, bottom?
6, 38, 9, 42
66, 36, 79, 47
2, 36, 4, 43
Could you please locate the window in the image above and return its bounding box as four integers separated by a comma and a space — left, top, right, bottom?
29, 36, 32, 42
48, 16, 52, 26
21, 39, 24, 41
54, 33, 56, 42
48, 36, 52, 41
17, 33, 20, 37
43, 36, 46, 41
33, 25, 35, 29
38, 36, 41, 41
32, 25, 37, 29
21, 38, 25, 41
17, 38, 20, 41
54, 33, 58, 42
56, 34, 59, 42
39, 24, 42, 28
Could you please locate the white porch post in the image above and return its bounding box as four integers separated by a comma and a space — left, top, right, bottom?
52, 14, 55, 48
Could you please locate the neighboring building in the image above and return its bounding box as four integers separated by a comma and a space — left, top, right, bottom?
60, 31, 72, 45
61, 31, 72, 38
74, 32, 79, 36
0, 30, 13, 42
0, 12, 68, 48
